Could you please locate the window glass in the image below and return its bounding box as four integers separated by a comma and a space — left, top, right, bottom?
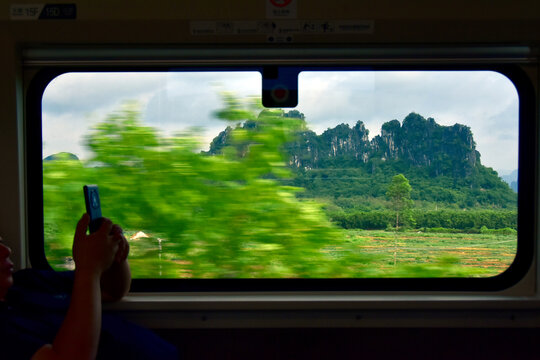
42, 70, 518, 278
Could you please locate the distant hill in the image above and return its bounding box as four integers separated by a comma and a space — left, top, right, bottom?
208, 112, 517, 209
501, 169, 518, 193
43, 152, 79, 161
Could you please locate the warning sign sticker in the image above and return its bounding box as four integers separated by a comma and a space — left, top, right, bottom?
190, 20, 374, 36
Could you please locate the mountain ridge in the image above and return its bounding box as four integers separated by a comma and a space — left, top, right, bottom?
285, 112, 480, 178
208, 111, 516, 208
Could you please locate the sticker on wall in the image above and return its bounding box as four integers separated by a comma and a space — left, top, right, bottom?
10, 3, 76, 20
190, 20, 374, 36
335, 20, 374, 34
266, 0, 297, 19
190, 21, 217, 35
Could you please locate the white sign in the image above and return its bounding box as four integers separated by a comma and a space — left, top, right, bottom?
266, 0, 297, 19
190, 20, 374, 36
10, 4, 44, 20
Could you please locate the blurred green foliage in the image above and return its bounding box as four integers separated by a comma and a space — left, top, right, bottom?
44, 96, 365, 278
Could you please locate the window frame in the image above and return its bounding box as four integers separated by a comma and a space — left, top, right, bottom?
25, 60, 537, 292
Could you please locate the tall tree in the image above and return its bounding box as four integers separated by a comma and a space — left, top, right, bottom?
386, 174, 413, 230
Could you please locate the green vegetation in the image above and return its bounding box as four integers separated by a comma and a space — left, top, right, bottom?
330, 209, 517, 232
289, 165, 516, 209
346, 230, 516, 277
43, 94, 519, 279
44, 98, 364, 278
386, 174, 413, 230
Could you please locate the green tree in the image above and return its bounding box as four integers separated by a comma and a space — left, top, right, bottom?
386, 174, 413, 230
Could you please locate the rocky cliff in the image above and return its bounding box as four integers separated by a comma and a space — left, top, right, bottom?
284, 112, 480, 178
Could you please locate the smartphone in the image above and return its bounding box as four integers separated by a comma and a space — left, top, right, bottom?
83, 185, 103, 233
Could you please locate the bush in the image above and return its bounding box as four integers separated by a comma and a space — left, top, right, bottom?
330, 209, 517, 231
480, 226, 517, 235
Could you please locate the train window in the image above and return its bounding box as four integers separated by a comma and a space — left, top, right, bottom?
28, 66, 534, 291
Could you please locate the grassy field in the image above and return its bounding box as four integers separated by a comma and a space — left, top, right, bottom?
46, 228, 518, 278
343, 229, 517, 277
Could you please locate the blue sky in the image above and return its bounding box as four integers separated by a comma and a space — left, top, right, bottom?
42, 70, 519, 175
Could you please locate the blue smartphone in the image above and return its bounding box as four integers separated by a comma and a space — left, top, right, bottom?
83, 185, 103, 233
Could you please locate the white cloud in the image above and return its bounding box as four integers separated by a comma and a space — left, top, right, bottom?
144, 72, 260, 128
43, 72, 167, 115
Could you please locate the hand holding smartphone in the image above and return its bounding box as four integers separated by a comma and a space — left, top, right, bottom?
83, 185, 103, 233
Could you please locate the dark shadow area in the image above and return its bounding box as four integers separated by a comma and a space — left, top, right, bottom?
155, 327, 540, 360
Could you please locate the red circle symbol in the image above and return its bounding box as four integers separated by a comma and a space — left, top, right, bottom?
270, 0, 292, 8
271, 85, 289, 102
273, 88, 287, 99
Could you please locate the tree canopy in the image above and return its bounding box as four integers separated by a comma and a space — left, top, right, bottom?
386, 174, 413, 229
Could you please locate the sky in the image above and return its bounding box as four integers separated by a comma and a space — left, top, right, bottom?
42, 70, 519, 175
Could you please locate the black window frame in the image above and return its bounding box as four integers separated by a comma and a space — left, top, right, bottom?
26, 62, 537, 292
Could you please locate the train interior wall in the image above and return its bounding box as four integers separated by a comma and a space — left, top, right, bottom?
1, 1, 540, 358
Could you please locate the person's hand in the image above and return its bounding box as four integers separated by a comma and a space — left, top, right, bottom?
72, 214, 120, 277
100, 223, 131, 302
111, 224, 129, 264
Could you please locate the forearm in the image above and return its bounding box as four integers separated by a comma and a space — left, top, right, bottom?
33, 270, 102, 360
32, 215, 124, 360
101, 260, 131, 302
